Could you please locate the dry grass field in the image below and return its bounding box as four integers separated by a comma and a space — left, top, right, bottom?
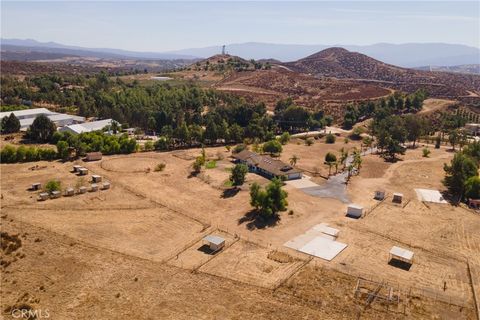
1, 139, 479, 319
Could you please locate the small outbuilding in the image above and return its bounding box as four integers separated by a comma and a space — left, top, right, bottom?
102, 182, 110, 190
73, 165, 82, 172
346, 204, 364, 218
50, 191, 61, 199
392, 193, 403, 204
389, 246, 414, 266
31, 183, 42, 191
203, 235, 225, 253
86, 152, 102, 161
38, 192, 49, 201
65, 187, 75, 196
374, 190, 385, 200
91, 184, 98, 192
92, 175, 102, 183
79, 186, 87, 194
78, 167, 88, 176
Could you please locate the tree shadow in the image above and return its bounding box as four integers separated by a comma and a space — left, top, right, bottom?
221, 187, 240, 198
237, 209, 280, 230
187, 171, 200, 179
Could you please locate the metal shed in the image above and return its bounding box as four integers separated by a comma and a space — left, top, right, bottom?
347, 204, 364, 218
78, 167, 89, 176
65, 187, 75, 196
203, 235, 225, 253
392, 193, 403, 204
31, 182, 42, 191
91, 184, 98, 192
92, 175, 102, 183
38, 192, 49, 201
86, 152, 102, 161
79, 186, 87, 194
102, 182, 110, 190
50, 191, 61, 199
73, 165, 82, 172
374, 190, 385, 200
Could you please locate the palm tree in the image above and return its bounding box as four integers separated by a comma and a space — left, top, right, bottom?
339, 148, 349, 170
289, 155, 299, 167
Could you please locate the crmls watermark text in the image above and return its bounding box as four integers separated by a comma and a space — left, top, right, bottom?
11, 308, 50, 319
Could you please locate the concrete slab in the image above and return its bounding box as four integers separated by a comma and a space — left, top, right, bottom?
415, 188, 448, 204
286, 236, 347, 261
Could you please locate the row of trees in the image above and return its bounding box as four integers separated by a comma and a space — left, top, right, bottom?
343, 90, 427, 129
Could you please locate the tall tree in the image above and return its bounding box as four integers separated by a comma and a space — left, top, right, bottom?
443, 153, 478, 203
28, 114, 56, 142
1, 113, 21, 134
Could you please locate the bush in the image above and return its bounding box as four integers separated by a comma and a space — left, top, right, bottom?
305, 138, 314, 146
0, 145, 17, 163
465, 176, 480, 199
233, 144, 247, 154
205, 160, 217, 169
422, 148, 431, 158
45, 180, 61, 193
144, 140, 154, 151
154, 163, 166, 172
325, 133, 336, 144
279, 132, 290, 145
57, 141, 69, 160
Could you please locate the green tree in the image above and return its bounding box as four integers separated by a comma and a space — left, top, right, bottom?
249, 178, 288, 219
56, 140, 69, 160
465, 176, 480, 199
230, 163, 248, 186
443, 153, 478, 203
279, 132, 290, 145
28, 114, 56, 142
1, 113, 21, 134
325, 152, 337, 176
45, 180, 61, 193
263, 140, 282, 156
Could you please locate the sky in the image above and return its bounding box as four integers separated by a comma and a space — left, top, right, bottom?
1, 1, 479, 52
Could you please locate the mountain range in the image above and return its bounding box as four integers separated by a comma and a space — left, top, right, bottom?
1, 38, 479, 68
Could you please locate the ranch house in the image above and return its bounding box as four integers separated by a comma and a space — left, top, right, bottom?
232, 150, 302, 180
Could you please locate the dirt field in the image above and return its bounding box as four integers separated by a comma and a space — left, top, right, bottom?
1, 140, 479, 319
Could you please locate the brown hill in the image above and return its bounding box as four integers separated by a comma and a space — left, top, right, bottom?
284, 48, 480, 98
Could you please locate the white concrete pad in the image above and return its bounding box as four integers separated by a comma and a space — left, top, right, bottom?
291, 236, 347, 261
415, 189, 447, 204
285, 176, 319, 189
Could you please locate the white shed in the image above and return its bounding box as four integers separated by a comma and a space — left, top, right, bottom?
92, 175, 102, 183
79, 186, 87, 194
347, 204, 364, 218
73, 165, 82, 173
65, 187, 75, 196
78, 167, 89, 176
203, 235, 225, 253
91, 184, 98, 192
38, 192, 49, 201
50, 191, 61, 199
102, 182, 110, 190
389, 246, 414, 265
